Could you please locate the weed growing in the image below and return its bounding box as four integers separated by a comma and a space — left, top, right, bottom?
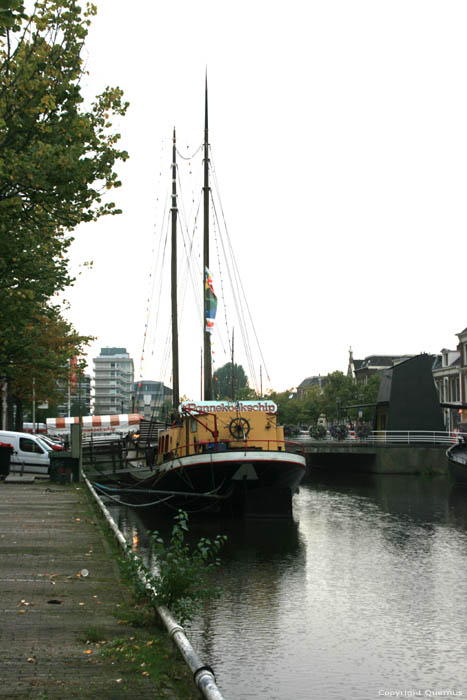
121, 509, 227, 627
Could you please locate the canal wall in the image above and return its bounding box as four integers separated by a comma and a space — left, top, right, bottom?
305, 442, 448, 475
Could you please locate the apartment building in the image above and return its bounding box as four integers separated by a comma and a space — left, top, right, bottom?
93, 347, 134, 415
133, 380, 173, 421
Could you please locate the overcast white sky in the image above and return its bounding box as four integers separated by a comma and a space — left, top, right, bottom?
63, 0, 467, 398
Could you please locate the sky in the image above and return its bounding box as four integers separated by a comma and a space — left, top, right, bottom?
63, 0, 467, 399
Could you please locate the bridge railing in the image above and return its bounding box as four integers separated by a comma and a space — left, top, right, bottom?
346, 431, 467, 446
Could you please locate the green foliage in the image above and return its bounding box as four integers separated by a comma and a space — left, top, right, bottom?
329, 423, 348, 440
123, 510, 227, 628
0, 0, 128, 413
270, 371, 382, 428
213, 362, 249, 399
270, 386, 324, 426
311, 424, 327, 440
3, 304, 91, 403
283, 424, 299, 437
0, 1, 26, 35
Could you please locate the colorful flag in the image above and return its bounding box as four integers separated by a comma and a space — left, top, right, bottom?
205, 268, 217, 334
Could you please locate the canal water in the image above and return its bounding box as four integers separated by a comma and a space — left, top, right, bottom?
107, 473, 467, 700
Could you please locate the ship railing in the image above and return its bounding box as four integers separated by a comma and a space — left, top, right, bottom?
161, 438, 306, 462
325, 430, 467, 446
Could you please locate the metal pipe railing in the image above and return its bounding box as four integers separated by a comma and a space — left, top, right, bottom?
314, 430, 467, 446
82, 473, 226, 700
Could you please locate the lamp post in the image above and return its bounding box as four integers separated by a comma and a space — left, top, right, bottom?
336, 397, 341, 422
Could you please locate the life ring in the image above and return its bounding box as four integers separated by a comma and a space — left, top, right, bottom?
228, 417, 250, 439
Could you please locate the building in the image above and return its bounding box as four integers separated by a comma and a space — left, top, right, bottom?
295, 375, 326, 399
348, 348, 413, 384
432, 349, 460, 431
432, 326, 467, 431
28, 373, 92, 420
374, 354, 444, 432
57, 373, 92, 417
133, 380, 173, 421
93, 347, 134, 415
458, 327, 467, 427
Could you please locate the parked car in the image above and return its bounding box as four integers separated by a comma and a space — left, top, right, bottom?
39, 435, 65, 451
0, 430, 51, 475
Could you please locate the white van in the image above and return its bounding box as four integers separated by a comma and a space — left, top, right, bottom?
0, 430, 51, 475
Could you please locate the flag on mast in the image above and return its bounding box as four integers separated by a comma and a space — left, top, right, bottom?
205, 267, 217, 334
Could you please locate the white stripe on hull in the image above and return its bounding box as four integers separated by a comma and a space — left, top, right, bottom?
158, 449, 306, 474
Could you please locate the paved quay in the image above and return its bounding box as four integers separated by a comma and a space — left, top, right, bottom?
0, 480, 199, 700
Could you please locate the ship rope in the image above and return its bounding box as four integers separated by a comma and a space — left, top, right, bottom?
209, 148, 272, 393
138, 134, 272, 409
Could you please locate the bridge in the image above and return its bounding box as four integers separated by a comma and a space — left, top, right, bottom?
300, 431, 465, 475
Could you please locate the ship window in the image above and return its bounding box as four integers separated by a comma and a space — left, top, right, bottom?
190, 419, 197, 433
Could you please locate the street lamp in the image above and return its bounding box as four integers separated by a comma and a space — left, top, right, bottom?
336, 397, 341, 421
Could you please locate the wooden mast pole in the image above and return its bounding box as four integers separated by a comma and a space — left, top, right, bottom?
171, 127, 180, 409
231, 328, 235, 400
203, 74, 213, 400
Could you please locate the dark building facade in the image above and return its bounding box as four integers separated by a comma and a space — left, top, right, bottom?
374, 354, 444, 432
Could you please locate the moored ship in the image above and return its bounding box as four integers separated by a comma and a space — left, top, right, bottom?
129, 400, 306, 517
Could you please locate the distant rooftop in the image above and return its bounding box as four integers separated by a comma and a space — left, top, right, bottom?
357, 355, 412, 369
99, 347, 128, 357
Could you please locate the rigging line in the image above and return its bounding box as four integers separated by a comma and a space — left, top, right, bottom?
208, 153, 258, 386
146, 212, 172, 395
153, 169, 197, 401
170, 192, 204, 397
176, 141, 203, 160
91, 482, 175, 508
148, 383, 169, 423
209, 197, 229, 360
147, 215, 170, 364
141, 176, 171, 380
136, 191, 168, 394
210, 154, 271, 384
137, 145, 169, 385
180, 144, 204, 236
210, 192, 259, 393
176, 170, 204, 326
177, 155, 203, 280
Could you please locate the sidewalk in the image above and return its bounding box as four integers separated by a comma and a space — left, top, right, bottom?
0, 480, 198, 699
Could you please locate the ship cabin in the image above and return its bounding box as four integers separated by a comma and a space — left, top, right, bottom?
156, 400, 286, 465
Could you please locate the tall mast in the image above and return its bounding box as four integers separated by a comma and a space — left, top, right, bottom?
231, 328, 235, 400
171, 127, 180, 409
203, 75, 213, 400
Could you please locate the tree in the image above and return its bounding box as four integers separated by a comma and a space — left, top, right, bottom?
0, 1, 128, 425
0, 1, 26, 35
271, 371, 382, 429
320, 371, 357, 422
5, 304, 91, 429
320, 371, 381, 424
213, 362, 249, 400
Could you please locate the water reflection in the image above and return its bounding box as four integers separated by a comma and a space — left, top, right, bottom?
108, 475, 467, 700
